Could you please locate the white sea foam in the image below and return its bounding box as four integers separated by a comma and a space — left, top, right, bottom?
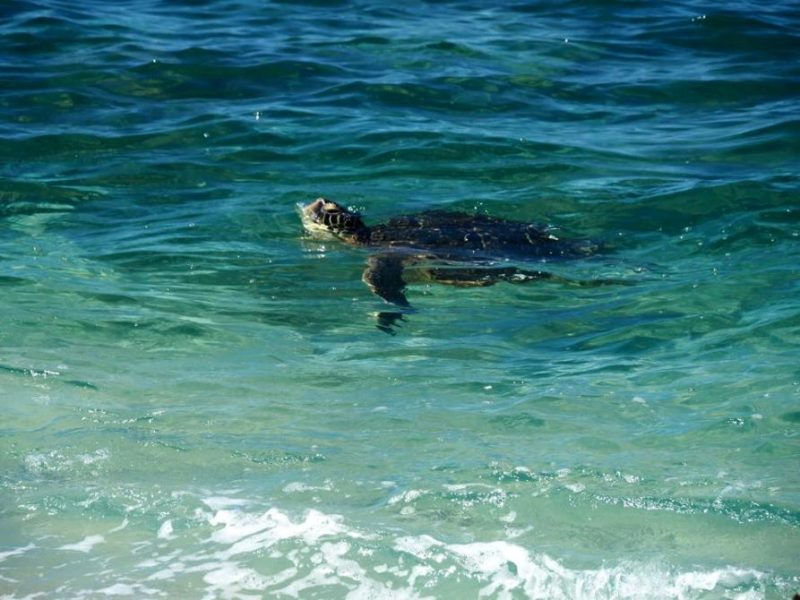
500, 510, 517, 523
201, 496, 251, 511
76, 448, 111, 465
207, 506, 373, 561
157, 520, 174, 539
387, 489, 425, 505
202, 562, 270, 595
22, 448, 110, 477
0, 543, 35, 563
58, 535, 104, 553
392, 536, 769, 600
282, 479, 334, 494
23, 451, 64, 474
46, 500, 771, 599
108, 518, 129, 534
201, 503, 767, 600
96, 583, 137, 596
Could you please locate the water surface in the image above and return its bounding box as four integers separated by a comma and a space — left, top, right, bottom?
1, 0, 799, 597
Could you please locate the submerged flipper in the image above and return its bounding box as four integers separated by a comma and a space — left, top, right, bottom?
362, 256, 628, 334
426, 265, 630, 289
375, 311, 406, 335
362, 257, 620, 306
424, 266, 553, 286
362, 254, 410, 307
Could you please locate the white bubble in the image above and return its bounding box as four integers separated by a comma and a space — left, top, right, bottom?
59, 535, 105, 553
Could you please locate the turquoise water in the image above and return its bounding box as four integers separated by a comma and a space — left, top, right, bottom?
1, 0, 799, 597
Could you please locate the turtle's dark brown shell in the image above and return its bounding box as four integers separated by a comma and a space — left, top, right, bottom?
368, 210, 598, 259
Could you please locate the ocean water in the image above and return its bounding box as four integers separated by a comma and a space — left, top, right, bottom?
1, 0, 799, 597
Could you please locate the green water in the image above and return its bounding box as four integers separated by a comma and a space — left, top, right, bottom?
2, 0, 799, 598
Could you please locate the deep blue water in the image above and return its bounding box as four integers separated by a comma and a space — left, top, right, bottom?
1, 1, 799, 598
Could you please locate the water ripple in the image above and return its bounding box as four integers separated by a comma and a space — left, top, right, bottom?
2, 0, 799, 596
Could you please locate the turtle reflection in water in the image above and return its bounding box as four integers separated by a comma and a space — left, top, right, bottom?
299, 197, 619, 333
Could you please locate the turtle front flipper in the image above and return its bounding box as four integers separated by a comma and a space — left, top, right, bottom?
362, 253, 410, 307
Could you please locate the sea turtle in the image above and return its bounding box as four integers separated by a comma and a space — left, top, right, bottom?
299, 197, 609, 330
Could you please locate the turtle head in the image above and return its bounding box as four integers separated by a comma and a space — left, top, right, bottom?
299, 197, 368, 242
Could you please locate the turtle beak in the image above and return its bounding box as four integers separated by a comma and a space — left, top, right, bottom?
297, 198, 325, 223
298, 198, 333, 236
304, 198, 324, 215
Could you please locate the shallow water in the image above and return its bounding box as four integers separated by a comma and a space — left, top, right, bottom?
1, 0, 799, 598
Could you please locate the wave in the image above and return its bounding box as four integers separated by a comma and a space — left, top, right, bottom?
3, 497, 785, 599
